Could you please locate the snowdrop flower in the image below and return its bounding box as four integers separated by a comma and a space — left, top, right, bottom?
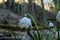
56, 11, 60, 22
55, 31, 60, 40
18, 17, 32, 29
52, 4, 55, 8
55, 31, 58, 40
55, 31, 58, 38
43, 0, 52, 4
49, 22, 54, 27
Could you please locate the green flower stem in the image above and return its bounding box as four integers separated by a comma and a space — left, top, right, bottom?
26, 13, 38, 29
26, 13, 41, 40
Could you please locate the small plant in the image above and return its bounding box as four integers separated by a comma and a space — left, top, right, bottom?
26, 13, 42, 40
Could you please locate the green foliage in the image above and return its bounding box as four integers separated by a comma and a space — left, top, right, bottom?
6, 30, 18, 40
56, 0, 60, 40
26, 13, 42, 40
26, 13, 38, 29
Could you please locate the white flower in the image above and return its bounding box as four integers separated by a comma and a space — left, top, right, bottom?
43, 0, 52, 4
55, 31, 60, 40
55, 31, 58, 40
18, 17, 32, 29
52, 4, 55, 8
49, 22, 54, 27
56, 11, 60, 22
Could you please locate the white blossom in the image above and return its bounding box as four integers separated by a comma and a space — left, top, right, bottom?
56, 11, 60, 22
18, 17, 32, 29
43, 0, 53, 4
55, 31, 58, 40
55, 31, 60, 40
49, 22, 54, 27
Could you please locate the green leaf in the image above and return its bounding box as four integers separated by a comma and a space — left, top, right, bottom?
37, 30, 41, 40
33, 31, 38, 40
26, 13, 38, 29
